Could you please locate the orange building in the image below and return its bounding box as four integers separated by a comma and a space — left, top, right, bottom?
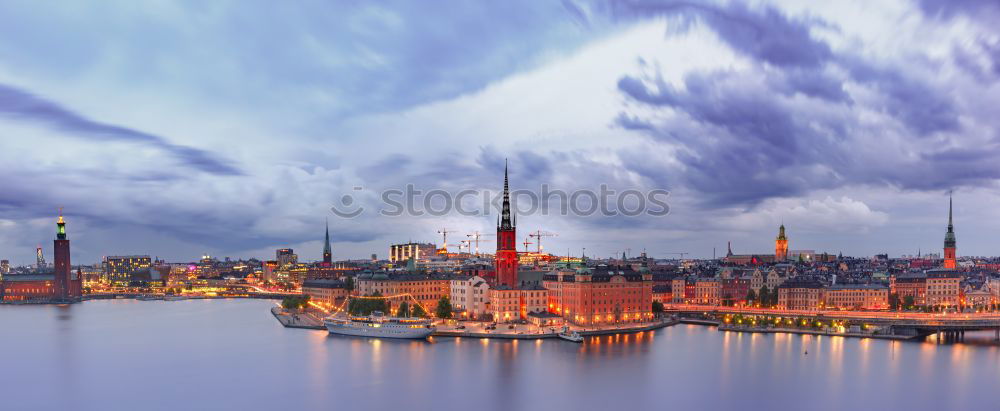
777, 277, 825, 310
824, 284, 888, 310
775, 224, 789, 261
488, 285, 548, 322
354, 271, 452, 313
890, 273, 927, 306
544, 267, 653, 326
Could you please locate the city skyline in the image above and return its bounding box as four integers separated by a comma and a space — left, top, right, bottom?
3, 1, 1000, 264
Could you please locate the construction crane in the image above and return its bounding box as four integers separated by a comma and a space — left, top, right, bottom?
528, 230, 557, 253
458, 240, 472, 254
437, 228, 454, 253
466, 231, 493, 256
664, 252, 689, 259
522, 237, 533, 253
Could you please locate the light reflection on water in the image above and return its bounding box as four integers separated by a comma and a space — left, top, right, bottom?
2, 299, 1000, 411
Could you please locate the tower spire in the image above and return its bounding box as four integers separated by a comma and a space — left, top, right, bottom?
500, 159, 513, 230
948, 192, 953, 229
943, 191, 957, 269
322, 218, 332, 265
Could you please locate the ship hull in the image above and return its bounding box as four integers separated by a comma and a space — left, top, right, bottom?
324, 320, 435, 339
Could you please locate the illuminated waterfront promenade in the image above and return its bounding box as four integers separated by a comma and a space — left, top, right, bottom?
666, 304, 1000, 340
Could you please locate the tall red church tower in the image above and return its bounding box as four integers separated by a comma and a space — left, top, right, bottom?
53, 211, 71, 300
495, 162, 518, 288
943, 194, 957, 270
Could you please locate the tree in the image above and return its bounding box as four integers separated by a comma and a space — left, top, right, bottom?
759, 286, 770, 307
435, 296, 453, 319
746, 289, 757, 305
652, 301, 665, 313
396, 301, 411, 318
281, 295, 310, 310
344, 276, 355, 291
347, 292, 388, 315
903, 295, 915, 310
411, 303, 428, 318
889, 293, 901, 311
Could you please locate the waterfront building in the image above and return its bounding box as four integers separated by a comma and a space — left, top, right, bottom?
652, 284, 672, 304
890, 273, 927, 306
965, 285, 993, 308
276, 248, 297, 268
354, 271, 452, 313
543, 266, 653, 326
824, 284, 889, 310
450, 275, 491, 319
389, 242, 437, 263
1, 259, 9, 275
694, 277, 721, 305
1, 214, 82, 302
36, 246, 45, 270
262, 260, 278, 283
777, 277, 825, 310
103, 255, 152, 287
302, 279, 349, 309
495, 162, 518, 288
943, 195, 957, 270
775, 224, 789, 261
670, 277, 687, 303
721, 277, 751, 306
488, 285, 548, 322
925, 269, 961, 307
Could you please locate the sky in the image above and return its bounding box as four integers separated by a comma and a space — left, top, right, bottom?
1, 0, 1000, 265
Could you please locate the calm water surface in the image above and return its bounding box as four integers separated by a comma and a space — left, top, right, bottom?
2, 299, 998, 411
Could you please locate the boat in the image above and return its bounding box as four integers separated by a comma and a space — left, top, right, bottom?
164, 295, 188, 301
323, 311, 435, 339
557, 326, 584, 343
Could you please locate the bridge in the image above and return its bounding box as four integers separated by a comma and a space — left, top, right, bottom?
665, 304, 1000, 341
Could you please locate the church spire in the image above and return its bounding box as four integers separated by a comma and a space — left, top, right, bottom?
944, 192, 956, 249
322, 218, 332, 265
499, 159, 513, 230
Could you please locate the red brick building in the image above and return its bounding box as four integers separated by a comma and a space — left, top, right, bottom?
544, 266, 654, 326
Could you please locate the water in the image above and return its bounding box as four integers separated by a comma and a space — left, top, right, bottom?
2, 299, 998, 411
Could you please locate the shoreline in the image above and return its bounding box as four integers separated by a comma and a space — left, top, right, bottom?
270, 307, 679, 339
715, 324, 918, 340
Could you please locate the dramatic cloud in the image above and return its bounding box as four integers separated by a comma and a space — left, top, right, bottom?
0, 83, 241, 175
2, 0, 1000, 263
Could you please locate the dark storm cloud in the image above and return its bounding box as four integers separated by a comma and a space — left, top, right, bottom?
916, 0, 1000, 18
617, 70, 843, 205
840, 58, 960, 135
604, 0, 833, 68
604, 0, 994, 208
0, 83, 242, 175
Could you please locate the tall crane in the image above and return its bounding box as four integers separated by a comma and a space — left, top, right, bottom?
437, 228, 454, 253
522, 237, 533, 253
528, 230, 557, 253
467, 231, 492, 256
458, 240, 472, 254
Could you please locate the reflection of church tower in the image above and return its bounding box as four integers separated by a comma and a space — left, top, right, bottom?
495, 161, 518, 288
775, 224, 789, 261
943, 194, 957, 270
322, 219, 332, 267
